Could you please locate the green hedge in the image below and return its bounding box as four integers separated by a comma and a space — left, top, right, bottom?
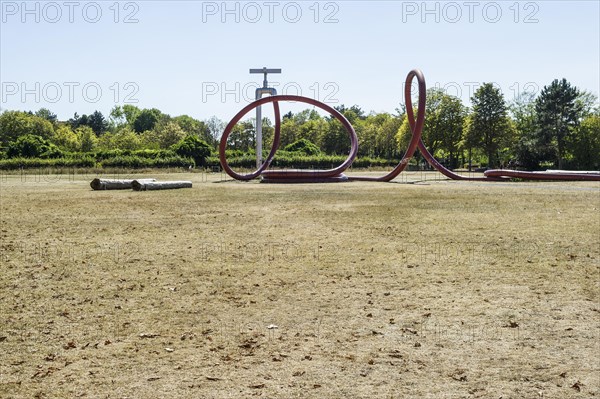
100, 155, 194, 168
89, 149, 179, 160
0, 154, 194, 170
207, 154, 401, 169
0, 156, 96, 170
1, 152, 406, 171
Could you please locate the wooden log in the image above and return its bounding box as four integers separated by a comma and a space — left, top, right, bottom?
132, 180, 192, 191
90, 178, 156, 190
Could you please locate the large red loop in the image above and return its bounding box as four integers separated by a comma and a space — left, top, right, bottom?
348, 69, 427, 182
218, 100, 281, 181
219, 95, 358, 181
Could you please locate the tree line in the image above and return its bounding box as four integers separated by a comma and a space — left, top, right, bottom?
0, 78, 598, 170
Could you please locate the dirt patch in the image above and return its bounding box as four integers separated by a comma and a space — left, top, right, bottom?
1, 171, 598, 398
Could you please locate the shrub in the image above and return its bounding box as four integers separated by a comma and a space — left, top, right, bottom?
90, 149, 177, 160
77, 126, 98, 152
172, 135, 212, 166
0, 110, 55, 146
213, 153, 400, 170
284, 139, 321, 156
0, 156, 95, 170
100, 154, 194, 168
7, 134, 63, 158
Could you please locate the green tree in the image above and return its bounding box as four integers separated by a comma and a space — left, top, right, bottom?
35, 108, 58, 125
397, 89, 465, 168
575, 90, 599, 118
7, 134, 62, 158
395, 117, 412, 153
77, 126, 98, 152
420, 88, 444, 156
320, 105, 363, 155
109, 105, 142, 129
114, 128, 143, 150
257, 117, 275, 156
133, 108, 162, 133
361, 113, 403, 159
108, 106, 126, 129
284, 138, 321, 155
298, 112, 327, 148
53, 124, 81, 152
427, 90, 466, 168
334, 104, 365, 120
279, 110, 324, 150
280, 117, 300, 149
462, 113, 477, 169
172, 135, 212, 166
0, 110, 55, 146
441, 99, 465, 168
535, 78, 580, 169
228, 120, 255, 151
151, 121, 187, 148
569, 114, 600, 170
322, 118, 349, 155
511, 92, 537, 139
99, 127, 143, 150
173, 115, 211, 144
205, 116, 225, 146
512, 91, 546, 169
466, 83, 512, 168
88, 110, 108, 135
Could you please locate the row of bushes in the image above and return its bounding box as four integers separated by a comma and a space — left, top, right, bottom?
83, 149, 180, 160
0, 157, 96, 169
206, 154, 402, 169
0, 148, 183, 161
0, 155, 194, 170
0, 135, 405, 170
0, 153, 403, 170
1, 134, 211, 166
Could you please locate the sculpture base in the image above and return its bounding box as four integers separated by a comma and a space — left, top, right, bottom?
260, 173, 349, 184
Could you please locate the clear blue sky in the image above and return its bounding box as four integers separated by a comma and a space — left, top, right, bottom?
1, 1, 598, 122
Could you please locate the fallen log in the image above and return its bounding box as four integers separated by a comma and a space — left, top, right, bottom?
132, 180, 192, 191
90, 178, 156, 190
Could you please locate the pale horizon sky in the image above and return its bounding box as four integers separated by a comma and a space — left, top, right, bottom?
1, 0, 599, 122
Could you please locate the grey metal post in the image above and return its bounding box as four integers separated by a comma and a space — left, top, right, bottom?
250, 68, 281, 168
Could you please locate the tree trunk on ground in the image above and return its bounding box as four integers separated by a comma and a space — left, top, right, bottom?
90, 178, 156, 190
132, 180, 192, 191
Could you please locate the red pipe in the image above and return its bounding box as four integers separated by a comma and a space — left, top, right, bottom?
349, 69, 506, 182
219, 100, 281, 181
485, 169, 600, 181
349, 69, 427, 181
220, 95, 358, 181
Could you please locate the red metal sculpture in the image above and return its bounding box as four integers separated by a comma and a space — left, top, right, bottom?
219, 69, 600, 183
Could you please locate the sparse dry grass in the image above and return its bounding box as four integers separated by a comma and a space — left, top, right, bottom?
0, 171, 599, 398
